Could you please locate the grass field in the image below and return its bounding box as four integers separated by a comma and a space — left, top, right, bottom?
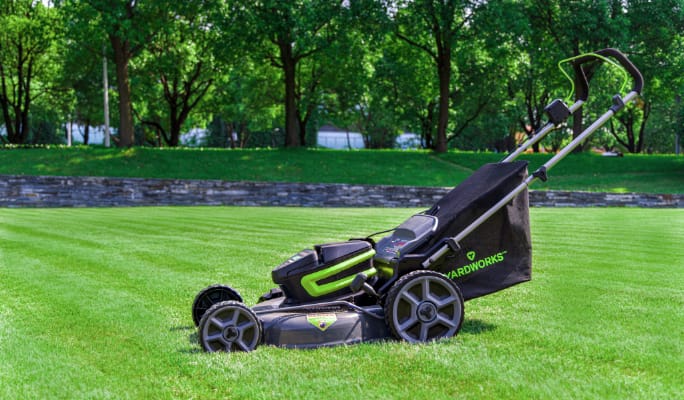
1, 207, 682, 399
1, 147, 682, 193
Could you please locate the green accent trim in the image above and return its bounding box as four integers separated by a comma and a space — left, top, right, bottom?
300, 250, 376, 297
377, 264, 395, 278
558, 52, 629, 103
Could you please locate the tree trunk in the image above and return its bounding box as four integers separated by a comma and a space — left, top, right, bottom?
421, 118, 434, 149
169, 114, 181, 147
636, 101, 651, 153
435, 53, 451, 153
19, 57, 32, 143
111, 35, 135, 147
83, 122, 90, 145
279, 41, 300, 147
297, 114, 308, 147
0, 50, 32, 144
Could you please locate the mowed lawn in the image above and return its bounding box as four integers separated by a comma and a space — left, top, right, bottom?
1, 207, 682, 399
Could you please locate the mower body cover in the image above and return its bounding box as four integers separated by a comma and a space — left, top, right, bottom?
272, 240, 376, 303
253, 298, 390, 349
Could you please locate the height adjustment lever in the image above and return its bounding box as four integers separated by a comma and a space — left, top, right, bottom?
532, 166, 548, 182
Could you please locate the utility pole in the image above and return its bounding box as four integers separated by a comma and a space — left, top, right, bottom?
66, 117, 72, 146
103, 46, 111, 148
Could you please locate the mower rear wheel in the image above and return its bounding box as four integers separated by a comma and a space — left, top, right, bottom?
192, 284, 242, 326
384, 270, 464, 343
198, 301, 262, 352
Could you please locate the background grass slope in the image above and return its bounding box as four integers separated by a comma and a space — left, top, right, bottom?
1, 147, 682, 193
1, 207, 682, 399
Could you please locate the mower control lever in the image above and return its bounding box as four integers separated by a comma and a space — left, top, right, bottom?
350, 273, 378, 298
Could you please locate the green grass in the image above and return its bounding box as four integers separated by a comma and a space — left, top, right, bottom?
1, 207, 682, 399
1, 146, 682, 193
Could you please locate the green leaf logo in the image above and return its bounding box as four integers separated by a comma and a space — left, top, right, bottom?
307, 313, 337, 332
466, 251, 476, 261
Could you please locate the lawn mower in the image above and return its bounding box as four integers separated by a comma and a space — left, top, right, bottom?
191, 48, 643, 352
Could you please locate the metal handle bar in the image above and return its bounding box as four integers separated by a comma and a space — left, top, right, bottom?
423, 49, 644, 269
423, 90, 641, 269
504, 48, 643, 162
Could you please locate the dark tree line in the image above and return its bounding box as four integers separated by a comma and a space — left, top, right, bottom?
1, 0, 683, 153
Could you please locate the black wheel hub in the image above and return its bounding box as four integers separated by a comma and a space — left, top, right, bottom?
223, 326, 239, 342
417, 302, 437, 323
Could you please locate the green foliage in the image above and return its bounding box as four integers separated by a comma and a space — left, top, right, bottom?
1, 0, 683, 153
0, 1, 63, 144
1, 207, 682, 398
132, 0, 221, 147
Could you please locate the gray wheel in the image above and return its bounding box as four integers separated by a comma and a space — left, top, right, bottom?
198, 301, 262, 352
384, 270, 464, 343
192, 284, 242, 326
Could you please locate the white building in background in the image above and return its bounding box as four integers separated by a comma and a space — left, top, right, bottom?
316, 125, 423, 150
395, 132, 422, 149
181, 128, 209, 146
317, 125, 365, 149
65, 124, 112, 145
36, 122, 422, 149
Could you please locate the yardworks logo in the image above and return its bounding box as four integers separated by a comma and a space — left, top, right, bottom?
466, 251, 476, 261
446, 250, 508, 279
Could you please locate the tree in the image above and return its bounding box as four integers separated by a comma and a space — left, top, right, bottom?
134, 1, 219, 147
211, 62, 283, 148
235, 0, 348, 147
0, 1, 61, 144
491, 0, 565, 152
72, 0, 165, 147
607, 0, 684, 153
59, 33, 106, 145
371, 35, 438, 148
314, 15, 384, 147
392, 0, 483, 152
530, 0, 624, 148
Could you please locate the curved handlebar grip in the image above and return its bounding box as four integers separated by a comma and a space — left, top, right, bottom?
596, 48, 643, 94
572, 48, 644, 100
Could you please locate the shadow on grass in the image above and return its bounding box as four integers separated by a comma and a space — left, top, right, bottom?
177, 317, 496, 353
170, 325, 194, 332
168, 325, 202, 353
459, 318, 497, 335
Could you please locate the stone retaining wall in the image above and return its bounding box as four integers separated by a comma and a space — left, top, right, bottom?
1, 175, 681, 208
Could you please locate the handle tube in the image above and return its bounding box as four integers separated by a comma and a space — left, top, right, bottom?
422, 49, 644, 269
423, 89, 641, 270
502, 100, 583, 163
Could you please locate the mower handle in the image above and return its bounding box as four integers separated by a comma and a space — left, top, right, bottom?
571, 48, 644, 102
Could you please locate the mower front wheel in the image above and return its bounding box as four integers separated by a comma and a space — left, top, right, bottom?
198, 301, 262, 352
384, 270, 464, 343
192, 284, 243, 326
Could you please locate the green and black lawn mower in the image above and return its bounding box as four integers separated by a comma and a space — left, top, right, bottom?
191, 48, 643, 352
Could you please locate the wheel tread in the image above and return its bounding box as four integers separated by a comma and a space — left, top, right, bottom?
384, 270, 464, 343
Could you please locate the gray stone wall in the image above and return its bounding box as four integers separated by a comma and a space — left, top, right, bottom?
1, 174, 681, 208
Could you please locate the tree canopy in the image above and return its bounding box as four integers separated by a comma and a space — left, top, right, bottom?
1, 0, 682, 153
